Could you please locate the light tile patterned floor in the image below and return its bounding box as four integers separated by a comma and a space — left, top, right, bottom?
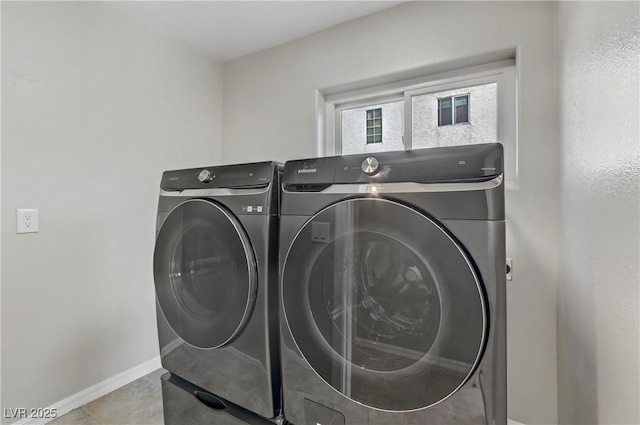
49, 369, 166, 425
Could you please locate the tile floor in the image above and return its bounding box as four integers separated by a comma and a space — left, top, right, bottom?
49, 368, 167, 425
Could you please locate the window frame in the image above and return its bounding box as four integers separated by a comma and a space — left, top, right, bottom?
322, 60, 518, 187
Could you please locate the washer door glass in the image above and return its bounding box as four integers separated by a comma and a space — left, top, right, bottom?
154, 199, 257, 349
282, 198, 487, 411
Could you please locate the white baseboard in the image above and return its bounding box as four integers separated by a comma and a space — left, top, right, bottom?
11, 356, 161, 425
508, 420, 526, 425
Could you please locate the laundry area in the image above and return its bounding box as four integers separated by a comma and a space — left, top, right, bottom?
1, 2, 638, 425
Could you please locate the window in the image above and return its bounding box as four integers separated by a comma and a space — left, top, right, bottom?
455, 95, 469, 123
438, 94, 469, 126
320, 59, 517, 186
366, 108, 382, 143
438, 98, 453, 126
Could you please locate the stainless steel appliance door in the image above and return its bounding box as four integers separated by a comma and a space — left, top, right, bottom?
154, 199, 257, 349
281, 197, 487, 412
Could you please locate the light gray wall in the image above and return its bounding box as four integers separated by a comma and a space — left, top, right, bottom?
1, 1, 223, 420
222, 2, 559, 423
556, 2, 640, 424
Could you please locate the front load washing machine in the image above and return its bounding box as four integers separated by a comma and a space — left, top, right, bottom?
153, 161, 282, 420
279, 144, 506, 425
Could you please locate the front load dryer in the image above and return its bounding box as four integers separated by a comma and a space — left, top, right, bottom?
279, 144, 506, 425
153, 161, 282, 420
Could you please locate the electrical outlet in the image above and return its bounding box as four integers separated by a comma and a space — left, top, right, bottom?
506, 258, 513, 281
17, 208, 38, 234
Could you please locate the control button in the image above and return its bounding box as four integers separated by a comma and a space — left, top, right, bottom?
361, 157, 380, 175
198, 169, 212, 183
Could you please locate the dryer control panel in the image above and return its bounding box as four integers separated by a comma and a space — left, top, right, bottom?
161, 161, 276, 191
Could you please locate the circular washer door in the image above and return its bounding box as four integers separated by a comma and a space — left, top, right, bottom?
282, 198, 487, 412
154, 199, 257, 349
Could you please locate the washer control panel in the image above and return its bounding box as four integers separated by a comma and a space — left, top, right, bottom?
282, 143, 504, 191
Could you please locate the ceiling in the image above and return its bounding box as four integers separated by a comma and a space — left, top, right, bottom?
108, 1, 404, 63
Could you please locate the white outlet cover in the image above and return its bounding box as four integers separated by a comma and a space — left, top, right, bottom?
17, 208, 38, 234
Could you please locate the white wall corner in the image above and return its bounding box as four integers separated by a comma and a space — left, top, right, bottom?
10, 357, 161, 425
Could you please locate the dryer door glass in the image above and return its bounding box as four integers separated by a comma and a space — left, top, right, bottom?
154, 199, 257, 349
282, 198, 487, 411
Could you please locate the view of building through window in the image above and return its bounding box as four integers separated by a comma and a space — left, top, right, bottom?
339, 82, 497, 154
412, 83, 497, 149
341, 100, 404, 155
328, 62, 515, 185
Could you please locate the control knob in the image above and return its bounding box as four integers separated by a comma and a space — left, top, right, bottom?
198, 169, 213, 183
361, 157, 380, 175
